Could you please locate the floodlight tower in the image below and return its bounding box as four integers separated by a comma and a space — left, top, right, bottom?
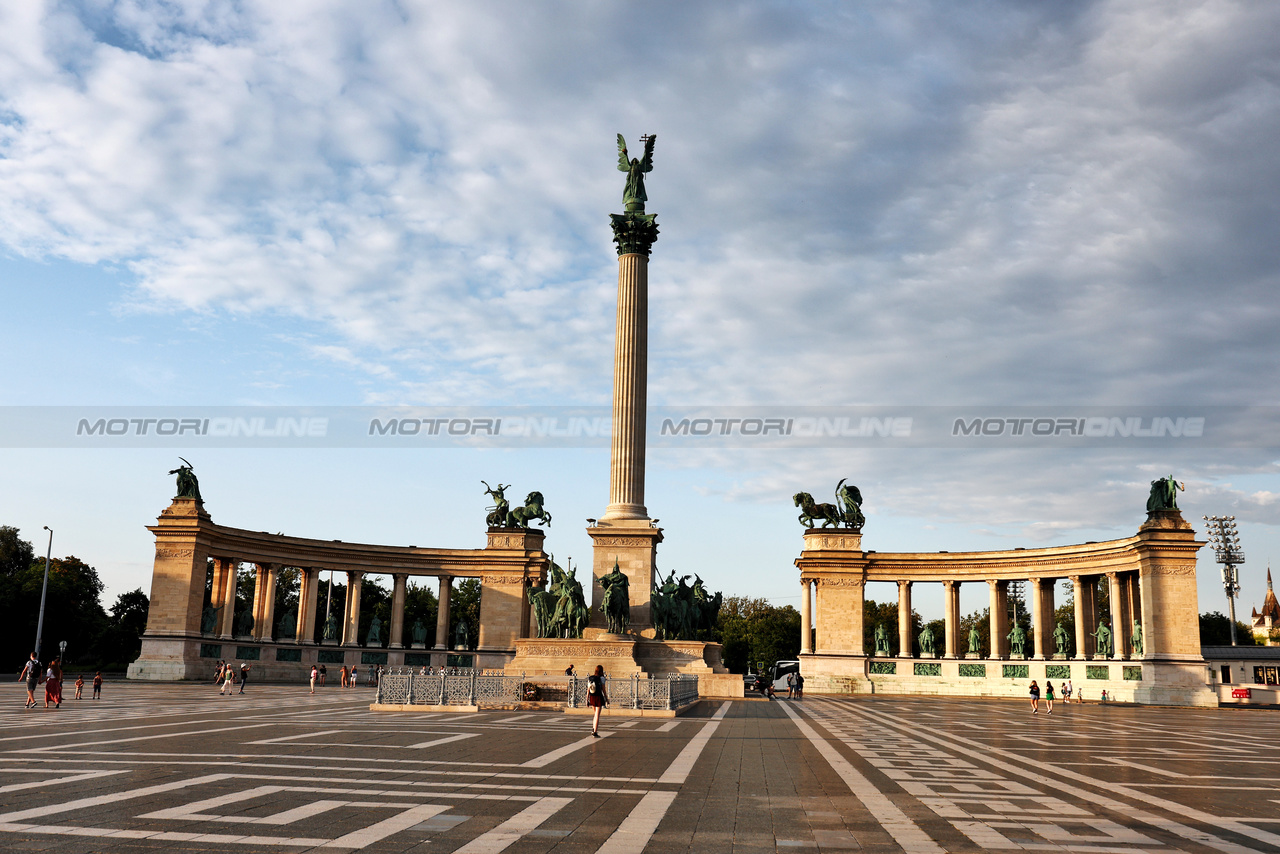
1203, 515, 1244, 645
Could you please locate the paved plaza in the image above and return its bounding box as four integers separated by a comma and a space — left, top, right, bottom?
2, 684, 1279, 853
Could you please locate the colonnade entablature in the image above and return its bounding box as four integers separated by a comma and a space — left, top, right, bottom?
139, 497, 547, 675
795, 511, 1206, 675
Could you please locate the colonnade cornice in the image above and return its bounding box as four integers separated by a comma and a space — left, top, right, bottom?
148, 518, 547, 579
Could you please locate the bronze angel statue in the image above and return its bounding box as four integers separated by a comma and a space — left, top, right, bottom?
618, 133, 656, 212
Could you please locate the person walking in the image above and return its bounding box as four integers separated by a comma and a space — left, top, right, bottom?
1063, 679, 1072, 703
319, 664, 327, 686
19, 652, 40, 709
795, 672, 804, 700
1029, 680, 1041, 714
92, 671, 102, 700
340, 665, 349, 688
350, 665, 358, 687
238, 663, 250, 694
309, 665, 318, 694
221, 661, 237, 695
587, 665, 609, 737
45, 659, 62, 708
74, 674, 84, 700
213, 660, 224, 685
786, 671, 796, 699
1044, 680, 1055, 714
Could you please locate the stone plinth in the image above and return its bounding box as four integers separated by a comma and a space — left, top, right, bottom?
587, 522, 663, 634
505, 637, 643, 677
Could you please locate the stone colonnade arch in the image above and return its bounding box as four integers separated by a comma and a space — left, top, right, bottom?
128, 496, 546, 680
795, 509, 1215, 706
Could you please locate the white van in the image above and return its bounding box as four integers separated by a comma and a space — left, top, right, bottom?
772, 660, 800, 692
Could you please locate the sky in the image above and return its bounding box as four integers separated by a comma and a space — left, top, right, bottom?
2, 1, 1279, 625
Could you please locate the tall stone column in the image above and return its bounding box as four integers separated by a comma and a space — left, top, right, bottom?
800, 580, 813, 655
896, 580, 913, 658
942, 580, 960, 658
1108, 572, 1128, 659
389, 574, 407, 649
297, 568, 321, 644
254, 564, 276, 641
1071, 576, 1088, 659
590, 197, 662, 634
989, 580, 1010, 658
208, 558, 227, 634
435, 576, 452, 649
1030, 578, 1052, 659
218, 558, 238, 640
344, 571, 364, 646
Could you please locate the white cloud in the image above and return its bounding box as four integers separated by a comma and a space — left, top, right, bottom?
2, 0, 1279, 541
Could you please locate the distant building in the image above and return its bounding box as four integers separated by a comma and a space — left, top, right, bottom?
1251, 566, 1280, 646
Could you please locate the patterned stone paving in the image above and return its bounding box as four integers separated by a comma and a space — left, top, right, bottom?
2, 684, 1278, 852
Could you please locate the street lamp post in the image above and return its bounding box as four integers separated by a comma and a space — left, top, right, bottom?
59, 640, 67, 665
1203, 515, 1245, 646
34, 526, 53, 660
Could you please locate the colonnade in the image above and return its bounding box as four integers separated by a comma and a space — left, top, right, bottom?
798, 570, 1144, 660
204, 558, 465, 650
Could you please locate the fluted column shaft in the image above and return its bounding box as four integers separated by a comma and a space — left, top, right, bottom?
255, 564, 276, 641
897, 580, 912, 657
218, 559, 238, 639
297, 568, 321, 644
602, 253, 649, 521
389, 574, 407, 648
435, 576, 452, 649
799, 580, 813, 655
989, 580, 1009, 658
343, 571, 364, 646
1071, 576, 1087, 659
1108, 572, 1127, 659
943, 580, 960, 658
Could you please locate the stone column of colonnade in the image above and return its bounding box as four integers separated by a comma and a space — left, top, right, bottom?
435, 576, 452, 649
295, 567, 321, 644
942, 581, 960, 658
799, 580, 813, 655
988, 580, 1010, 658
343, 570, 364, 646
1108, 571, 1130, 659
1030, 577, 1054, 659
1125, 572, 1142, 656
217, 558, 238, 640
896, 580, 913, 658
389, 574, 407, 648
252, 563, 277, 641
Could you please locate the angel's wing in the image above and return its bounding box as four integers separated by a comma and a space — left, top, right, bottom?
617, 133, 630, 171
640, 134, 656, 172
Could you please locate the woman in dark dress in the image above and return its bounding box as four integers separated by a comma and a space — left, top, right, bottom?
587, 665, 609, 737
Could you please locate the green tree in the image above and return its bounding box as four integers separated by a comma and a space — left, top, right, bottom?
714, 597, 799, 673
450, 579, 481, 649
958, 608, 990, 656
402, 581, 438, 647
93, 589, 150, 670
359, 576, 391, 646
3, 554, 108, 667
1199, 611, 1258, 646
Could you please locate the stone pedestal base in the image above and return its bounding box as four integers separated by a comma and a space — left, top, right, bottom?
798, 652, 873, 695
506, 637, 643, 677
411, 643, 426, 649
965, 653, 981, 659
505, 637, 739, 697
587, 521, 663, 633
1053, 654, 1067, 660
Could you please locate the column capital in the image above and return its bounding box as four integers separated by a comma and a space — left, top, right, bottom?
610, 212, 659, 256
897, 578, 912, 590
